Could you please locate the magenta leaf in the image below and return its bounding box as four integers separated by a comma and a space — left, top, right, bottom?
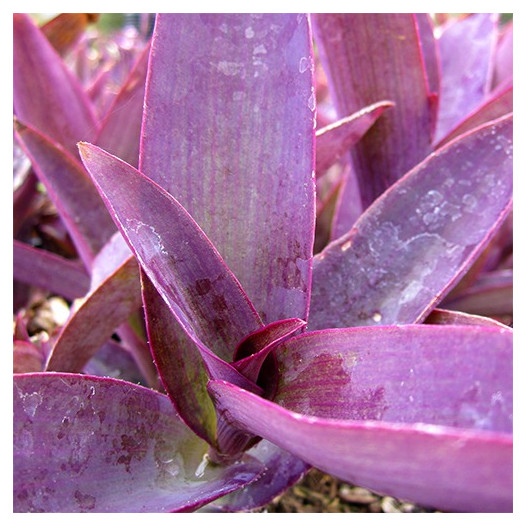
45, 253, 142, 375
434, 13, 498, 143
210, 325, 512, 515
95, 43, 150, 168
13, 241, 89, 301
414, 13, 440, 99
14, 373, 265, 512
13, 13, 99, 156
435, 83, 512, 148
15, 122, 116, 266
493, 20, 513, 88
233, 318, 306, 384
79, 142, 263, 361
442, 269, 513, 320
140, 14, 315, 324
315, 101, 394, 176
141, 272, 218, 446
425, 308, 511, 330
312, 14, 435, 208
208, 441, 309, 512
210, 379, 511, 512
272, 325, 512, 429
308, 115, 512, 330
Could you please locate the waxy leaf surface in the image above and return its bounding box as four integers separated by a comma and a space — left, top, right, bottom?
435, 84, 512, 148
141, 272, 218, 446
315, 101, 393, 176
273, 325, 512, 429
13, 13, 99, 156
140, 13, 315, 324
45, 254, 142, 374
14, 373, 264, 512
493, 21, 513, 88
434, 13, 498, 142
13, 241, 89, 301
95, 43, 150, 167
15, 123, 116, 266
209, 440, 309, 512
312, 13, 435, 208
308, 115, 513, 329
209, 381, 512, 512
414, 13, 440, 99
425, 308, 510, 330
79, 143, 262, 361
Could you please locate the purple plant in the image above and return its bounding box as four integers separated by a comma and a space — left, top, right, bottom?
13, 13, 512, 512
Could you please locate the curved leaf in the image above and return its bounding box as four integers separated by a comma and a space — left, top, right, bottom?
208, 441, 309, 512
312, 13, 435, 208
15, 122, 116, 266
13, 241, 89, 301
435, 13, 498, 142
272, 325, 512, 430
45, 255, 142, 374
13, 13, 99, 156
424, 308, 511, 330
315, 101, 394, 176
95, 43, 150, 167
14, 373, 264, 512
141, 272, 218, 446
209, 380, 512, 512
233, 318, 306, 383
308, 115, 513, 329
140, 13, 316, 324
435, 83, 513, 149
79, 143, 263, 361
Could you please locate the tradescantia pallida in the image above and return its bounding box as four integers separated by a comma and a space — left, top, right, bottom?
13, 13, 512, 512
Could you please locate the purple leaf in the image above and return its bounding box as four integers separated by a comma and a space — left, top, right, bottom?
233, 318, 306, 383
442, 269, 513, 319
492, 20, 513, 88
434, 13, 498, 143
141, 272, 218, 446
142, 270, 263, 459
83, 339, 147, 385
15, 122, 116, 266
272, 325, 512, 430
14, 373, 264, 512
209, 374, 512, 512
95, 43, 150, 167
312, 14, 435, 208
79, 143, 263, 361
140, 14, 315, 324
14, 341, 45, 373
45, 255, 142, 375
13, 241, 89, 300
13, 13, 99, 156
208, 441, 309, 512
414, 13, 440, 99
425, 308, 511, 330
308, 115, 513, 330
328, 165, 363, 241
315, 101, 394, 176
435, 83, 513, 149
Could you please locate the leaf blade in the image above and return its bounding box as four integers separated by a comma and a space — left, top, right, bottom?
308, 115, 513, 329
14, 373, 264, 512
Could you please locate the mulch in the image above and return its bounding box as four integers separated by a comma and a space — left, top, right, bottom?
262, 469, 440, 513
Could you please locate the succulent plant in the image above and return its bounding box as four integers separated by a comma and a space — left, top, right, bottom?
13, 13, 512, 512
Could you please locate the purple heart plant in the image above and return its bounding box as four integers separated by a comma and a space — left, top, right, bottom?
13, 13, 513, 512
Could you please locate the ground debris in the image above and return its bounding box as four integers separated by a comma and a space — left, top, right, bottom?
262, 469, 440, 513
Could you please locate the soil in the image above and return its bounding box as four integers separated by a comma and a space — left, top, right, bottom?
262, 469, 440, 513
